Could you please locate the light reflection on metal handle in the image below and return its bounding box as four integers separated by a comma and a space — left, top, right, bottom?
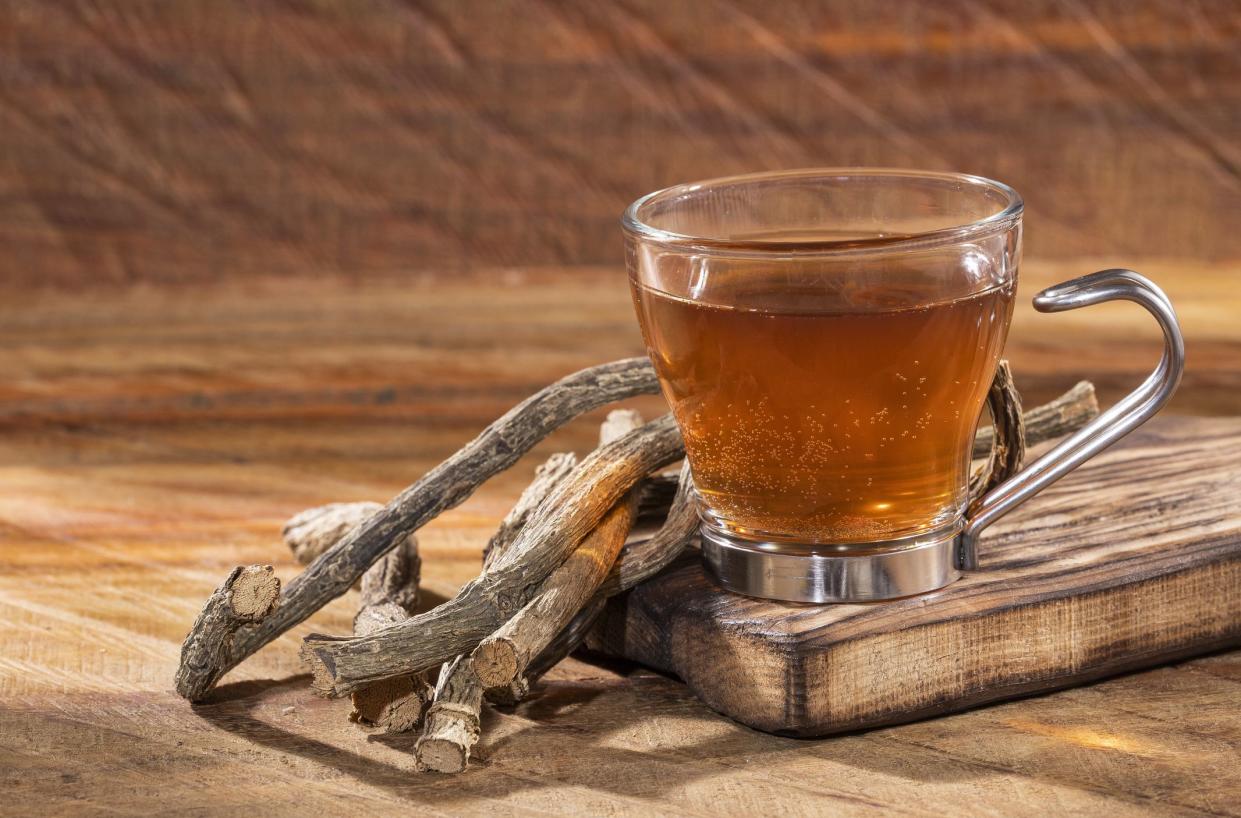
955, 269, 1185, 570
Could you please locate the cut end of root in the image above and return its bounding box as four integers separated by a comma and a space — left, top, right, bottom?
299, 639, 341, 697
470, 638, 520, 689
379, 692, 430, 734
1077, 381, 1100, 416
227, 565, 280, 620
485, 676, 530, 707
350, 676, 431, 733
416, 738, 470, 774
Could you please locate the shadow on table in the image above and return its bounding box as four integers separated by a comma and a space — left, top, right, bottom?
195, 666, 814, 806
192, 658, 1223, 811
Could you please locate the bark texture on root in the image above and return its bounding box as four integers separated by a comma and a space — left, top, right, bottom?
415, 448, 579, 771
598, 460, 697, 597
174, 565, 280, 701
356, 534, 421, 616
972, 379, 1096, 458
471, 410, 643, 689
415, 656, 484, 773
284, 502, 381, 567
488, 458, 699, 706
419, 410, 643, 771
174, 357, 659, 701
970, 360, 1028, 504
484, 596, 609, 706
301, 413, 684, 697
481, 452, 577, 566
350, 537, 431, 733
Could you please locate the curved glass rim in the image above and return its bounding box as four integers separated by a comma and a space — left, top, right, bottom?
621, 167, 1024, 256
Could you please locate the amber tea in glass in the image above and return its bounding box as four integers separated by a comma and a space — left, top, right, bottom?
634, 273, 1013, 544
624, 169, 1184, 603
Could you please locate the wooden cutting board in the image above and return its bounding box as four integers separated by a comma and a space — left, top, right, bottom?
589, 416, 1241, 736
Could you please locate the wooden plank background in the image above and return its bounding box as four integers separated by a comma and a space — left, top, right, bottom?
2, 2, 1240, 815
1, 0, 1239, 289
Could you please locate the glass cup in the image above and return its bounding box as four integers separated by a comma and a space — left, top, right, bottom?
623, 169, 1184, 603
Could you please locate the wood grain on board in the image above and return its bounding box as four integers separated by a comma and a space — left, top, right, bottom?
1, 0, 1240, 289
593, 416, 1241, 735
1, 274, 1240, 815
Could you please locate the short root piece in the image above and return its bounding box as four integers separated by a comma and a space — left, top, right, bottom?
415, 656, 485, 773
420, 410, 643, 769
350, 536, 431, 733
283, 502, 382, 566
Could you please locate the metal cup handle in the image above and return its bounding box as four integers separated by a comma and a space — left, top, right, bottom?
955, 269, 1186, 570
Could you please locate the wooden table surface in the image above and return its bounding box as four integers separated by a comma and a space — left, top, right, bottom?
2, 260, 1239, 817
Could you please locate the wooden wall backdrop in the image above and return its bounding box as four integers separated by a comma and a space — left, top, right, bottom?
1, 0, 1239, 289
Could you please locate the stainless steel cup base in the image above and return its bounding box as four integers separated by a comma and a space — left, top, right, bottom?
700, 521, 962, 603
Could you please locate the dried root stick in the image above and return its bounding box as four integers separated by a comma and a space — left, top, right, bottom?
471, 411, 644, 689
175, 566, 280, 700
349, 537, 430, 733
417, 656, 485, 775
972, 378, 1096, 457
416, 445, 583, 771
301, 413, 683, 698
970, 360, 1027, 503
283, 502, 383, 566
488, 458, 700, 706
482, 453, 578, 565
175, 357, 658, 701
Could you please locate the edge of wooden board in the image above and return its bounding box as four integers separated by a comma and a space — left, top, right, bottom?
596, 546, 1241, 736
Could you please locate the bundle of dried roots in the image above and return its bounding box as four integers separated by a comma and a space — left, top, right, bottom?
174, 357, 1098, 773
